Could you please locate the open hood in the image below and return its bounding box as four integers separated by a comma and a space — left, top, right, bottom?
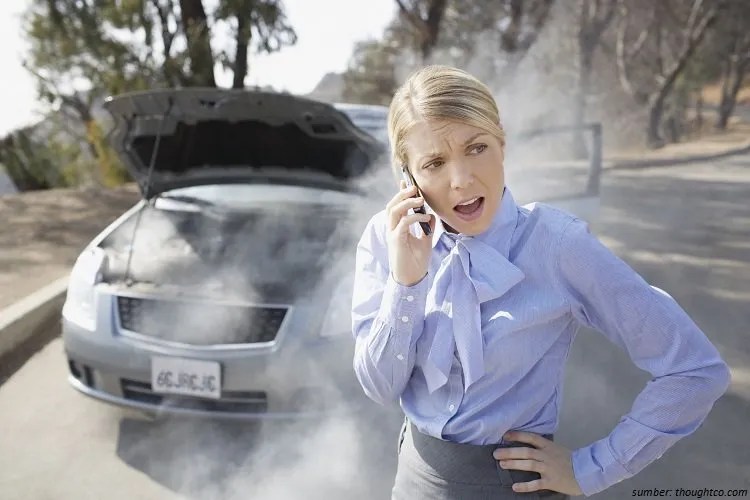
104, 88, 386, 197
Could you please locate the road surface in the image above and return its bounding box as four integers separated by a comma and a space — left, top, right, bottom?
1, 154, 749, 499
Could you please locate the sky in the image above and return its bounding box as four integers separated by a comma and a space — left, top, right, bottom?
0, 0, 397, 137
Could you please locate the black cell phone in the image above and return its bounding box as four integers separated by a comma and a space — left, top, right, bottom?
401, 166, 432, 236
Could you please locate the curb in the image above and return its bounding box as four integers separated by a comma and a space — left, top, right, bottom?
0, 275, 68, 360
606, 140, 750, 170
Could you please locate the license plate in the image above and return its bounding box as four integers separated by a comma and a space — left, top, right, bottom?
151, 356, 221, 399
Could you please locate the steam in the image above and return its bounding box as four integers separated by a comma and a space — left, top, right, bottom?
100, 153, 402, 499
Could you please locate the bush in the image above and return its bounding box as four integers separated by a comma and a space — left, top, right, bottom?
0, 129, 66, 191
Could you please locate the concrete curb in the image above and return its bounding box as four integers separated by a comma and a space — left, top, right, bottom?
606, 140, 750, 170
0, 275, 68, 360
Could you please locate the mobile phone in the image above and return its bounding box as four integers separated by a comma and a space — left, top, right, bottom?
401, 166, 432, 236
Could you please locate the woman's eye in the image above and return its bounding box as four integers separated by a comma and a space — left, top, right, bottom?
469, 144, 487, 155
423, 160, 443, 170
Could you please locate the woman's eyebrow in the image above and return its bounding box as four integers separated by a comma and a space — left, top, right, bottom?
417, 152, 441, 165
415, 133, 489, 164
462, 132, 488, 146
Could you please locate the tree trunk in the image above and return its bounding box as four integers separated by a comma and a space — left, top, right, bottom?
60, 95, 101, 160
647, 92, 667, 148
179, 0, 216, 87
152, 0, 182, 86
695, 92, 703, 135
395, 0, 447, 63
717, 59, 748, 130
572, 45, 593, 159
233, 9, 251, 89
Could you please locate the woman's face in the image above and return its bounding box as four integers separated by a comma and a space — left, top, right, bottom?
404, 119, 505, 236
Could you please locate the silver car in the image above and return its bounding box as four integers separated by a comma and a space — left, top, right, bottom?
62, 89, 387, 420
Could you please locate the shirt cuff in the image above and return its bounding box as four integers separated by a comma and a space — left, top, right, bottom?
377, 272, 429, 325
571, 438, 634, 497
368, 272, 428, 353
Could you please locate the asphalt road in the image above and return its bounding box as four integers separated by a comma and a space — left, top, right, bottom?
1, 154, 749, 499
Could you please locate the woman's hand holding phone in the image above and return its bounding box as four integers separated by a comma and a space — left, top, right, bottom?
386, 180, 436, 287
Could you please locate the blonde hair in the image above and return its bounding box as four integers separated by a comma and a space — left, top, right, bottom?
387, 65, 505, 175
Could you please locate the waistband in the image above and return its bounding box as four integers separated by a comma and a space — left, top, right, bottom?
402, 421, 554, 485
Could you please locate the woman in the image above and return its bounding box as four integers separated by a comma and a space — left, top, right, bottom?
350, 65, 731, 499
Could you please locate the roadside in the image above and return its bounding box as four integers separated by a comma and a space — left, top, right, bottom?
0, 183, 140, 310
0, 183, 140, 367
607, 120, 750, 169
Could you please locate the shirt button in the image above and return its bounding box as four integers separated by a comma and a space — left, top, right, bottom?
396, 354, 404, 361
401, 316, 409, 323
406, 295, 414, 302
448, 404, 455, 411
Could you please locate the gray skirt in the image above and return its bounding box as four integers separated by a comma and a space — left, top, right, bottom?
392, 420, 570, 500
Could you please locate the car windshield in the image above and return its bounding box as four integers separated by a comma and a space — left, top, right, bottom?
335, 105, 388, 144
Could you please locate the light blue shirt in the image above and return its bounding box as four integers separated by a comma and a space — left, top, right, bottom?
350, 187, 731, 497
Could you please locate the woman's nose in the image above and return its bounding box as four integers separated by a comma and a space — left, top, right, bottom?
449, 163, 475, 190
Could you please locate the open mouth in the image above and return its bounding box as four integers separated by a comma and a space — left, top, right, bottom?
453, 196, 485, 221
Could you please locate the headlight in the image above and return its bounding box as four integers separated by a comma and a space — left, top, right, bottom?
318, 274, 354, 339
62, 247, 106, 330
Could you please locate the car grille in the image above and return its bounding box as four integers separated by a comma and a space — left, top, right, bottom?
116, 296, 288, 345
121, 379, 268, 414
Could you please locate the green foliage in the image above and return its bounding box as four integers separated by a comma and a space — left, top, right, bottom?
342, 39, 399, 105
87, 120, 131, 187
0, 130, 68, 191
25, 0, 155, 101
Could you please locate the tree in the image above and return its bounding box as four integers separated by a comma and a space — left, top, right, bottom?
0, 130, 63, 191
498, 0, 556, 69
616, 0, 723, 147
713, 0, 750, 129
23, 0, 154, 185
394, 0, 449, 62
342, 39, 400, 105
215, 0, 297, 89
572, 0, 617, 156
392, 0, 556, 74
344, 0, 558, 103
179, 0, 217, 86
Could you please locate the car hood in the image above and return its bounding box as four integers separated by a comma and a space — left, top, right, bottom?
104, 88, 386, 197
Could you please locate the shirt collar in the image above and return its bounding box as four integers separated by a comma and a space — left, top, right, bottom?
429, 186, 519, 258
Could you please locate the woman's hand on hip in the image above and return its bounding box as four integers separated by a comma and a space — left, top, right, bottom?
493, 431, 584, 496
386, 181, 435, 287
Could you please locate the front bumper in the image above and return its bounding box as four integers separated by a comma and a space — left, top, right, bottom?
62, 293, 365, 420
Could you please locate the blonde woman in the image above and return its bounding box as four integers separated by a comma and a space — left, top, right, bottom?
350, 65, 730, 499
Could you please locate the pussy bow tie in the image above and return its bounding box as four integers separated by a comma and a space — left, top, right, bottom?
421, 234, 525, 394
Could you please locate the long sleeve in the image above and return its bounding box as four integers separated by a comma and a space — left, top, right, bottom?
350, 212, 431, 405
556, 217, 732, 497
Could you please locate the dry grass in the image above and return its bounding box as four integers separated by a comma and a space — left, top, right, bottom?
702, 82, 750, 106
